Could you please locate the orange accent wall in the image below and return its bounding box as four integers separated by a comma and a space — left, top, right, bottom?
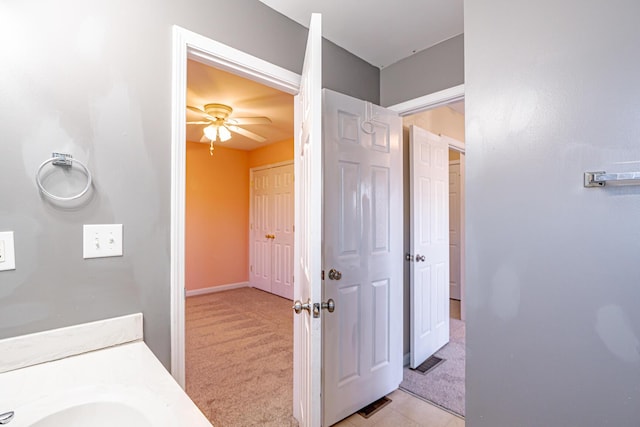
186, 142, 250, 290
248, 138, 294, 168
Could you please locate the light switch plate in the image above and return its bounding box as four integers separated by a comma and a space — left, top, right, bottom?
0, 231, 16, 271
83, 224, 123, 259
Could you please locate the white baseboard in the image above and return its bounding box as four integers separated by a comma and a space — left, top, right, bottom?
186, 281, 249, 297
404, 352, 411, 367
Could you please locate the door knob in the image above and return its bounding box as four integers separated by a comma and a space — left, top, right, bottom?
321, 299, 335, 313
328, 269, 342, 280
292, 299, 312, 315
416, 254, 426, 262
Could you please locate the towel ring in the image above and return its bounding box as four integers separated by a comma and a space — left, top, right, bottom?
36, 153, 93, 201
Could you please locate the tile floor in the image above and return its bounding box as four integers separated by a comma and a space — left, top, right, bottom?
331, 389, 464, 427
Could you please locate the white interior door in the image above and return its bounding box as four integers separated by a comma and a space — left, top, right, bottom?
250, 168, 272, 293
292, 13, 322, 427
449, 161, 461, 300
271, 163, 294, 299
409, 125, 450, 369
322, 89, 403, 426
250, 164, 294, 299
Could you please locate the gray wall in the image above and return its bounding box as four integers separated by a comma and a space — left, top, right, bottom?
380, 34, 464, 107
465, 0, 640, 425
0, 0, 379, 368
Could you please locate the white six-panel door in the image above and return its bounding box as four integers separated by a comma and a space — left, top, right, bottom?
250, 163, 294, 300
409, 125, 450, 369
322, 89, 403, 426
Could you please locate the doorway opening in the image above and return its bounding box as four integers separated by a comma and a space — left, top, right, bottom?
183, 59, 297, 425
397, 97, 466, 417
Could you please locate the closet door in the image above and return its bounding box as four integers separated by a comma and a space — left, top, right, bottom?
270, 164, 294, 299
251, 168, 273, 293
250, 163, 294, 299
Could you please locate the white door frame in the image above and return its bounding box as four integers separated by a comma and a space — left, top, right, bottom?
387, 84, 466, 321
170, 25, 301, 387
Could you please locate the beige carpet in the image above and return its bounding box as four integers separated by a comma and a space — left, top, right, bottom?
186, 287, 298, 427
400, 318, 466, 417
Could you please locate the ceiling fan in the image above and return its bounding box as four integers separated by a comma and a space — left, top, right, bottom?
186, 103, 272, 154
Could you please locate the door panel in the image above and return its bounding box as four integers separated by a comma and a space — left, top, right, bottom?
338, 161, 361, 256
323, 89, 403, 427
410, 126, 450, 369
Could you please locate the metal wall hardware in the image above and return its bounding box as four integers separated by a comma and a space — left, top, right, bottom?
35, 153, 93, 201
264, 234, 276, 239
584, 171, 640, 187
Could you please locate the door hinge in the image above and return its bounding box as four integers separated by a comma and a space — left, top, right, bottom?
250, 265, 253, 272
321, 270, 325, 280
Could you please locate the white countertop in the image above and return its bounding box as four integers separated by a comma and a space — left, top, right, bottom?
0, 314, 212, 427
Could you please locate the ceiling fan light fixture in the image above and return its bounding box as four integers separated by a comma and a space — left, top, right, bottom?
219, 126, 232, 142
203, 125, 218, 141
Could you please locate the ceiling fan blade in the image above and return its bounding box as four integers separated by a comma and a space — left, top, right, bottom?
186, 121, 211, 125
228, 117, 272, 125
187, 105, 206, 115
187, 106, 216, 121
227, 125, 267, 143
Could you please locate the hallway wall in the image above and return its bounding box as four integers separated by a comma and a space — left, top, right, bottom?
465, 0, 640, 425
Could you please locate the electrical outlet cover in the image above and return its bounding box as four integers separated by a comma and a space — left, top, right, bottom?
83, 224, 123, 259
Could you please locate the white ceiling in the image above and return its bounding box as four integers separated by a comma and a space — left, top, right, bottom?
259, 0, 464, 68
186, 60, 294, 151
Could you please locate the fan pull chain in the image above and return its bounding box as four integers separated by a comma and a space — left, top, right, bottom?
209, 140, 214, 156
